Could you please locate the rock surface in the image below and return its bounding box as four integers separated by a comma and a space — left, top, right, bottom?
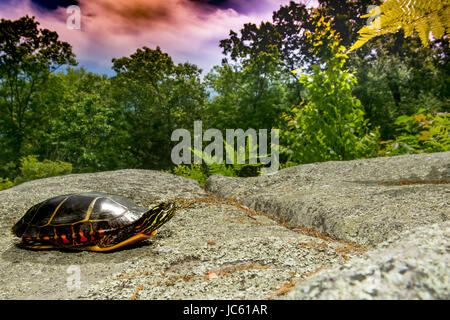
0, 152, 448, 299
285, 221, 449, 300
204, 152, 449, 247
0, 170, 357, 299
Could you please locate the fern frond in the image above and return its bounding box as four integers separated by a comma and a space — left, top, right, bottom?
349, 0, 450, 52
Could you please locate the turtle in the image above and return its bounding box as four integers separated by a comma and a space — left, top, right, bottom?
11, 192, 176, 252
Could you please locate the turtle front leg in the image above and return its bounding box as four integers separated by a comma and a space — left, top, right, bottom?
84, 233, 152, 252
84, 227, 157, 252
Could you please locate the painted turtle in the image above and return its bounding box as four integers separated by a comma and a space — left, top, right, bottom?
11, 192, 176, 252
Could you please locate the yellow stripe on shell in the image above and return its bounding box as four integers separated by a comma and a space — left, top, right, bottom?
43, 196, 69, 226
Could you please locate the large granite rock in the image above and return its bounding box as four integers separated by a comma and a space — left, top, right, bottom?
205, 152, 449, 247
285, 221, 449, 300
0, 152, 448, 300
0, 169, 355, 299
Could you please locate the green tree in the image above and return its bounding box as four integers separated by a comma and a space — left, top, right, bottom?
35, 68, 134, 172
111, 47, 207, 169
282, 15, 380, 164
218, 1, 448, 143
349, 29, 449, 139
219, 2, 310, 105
318, 1, 448, 134
205, 52, 289, 131
0, 15, 76, 176
219, 1, 382, 103
352, 39, 444, 135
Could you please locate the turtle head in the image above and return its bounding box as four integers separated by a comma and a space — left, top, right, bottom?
135, 202, 176, 235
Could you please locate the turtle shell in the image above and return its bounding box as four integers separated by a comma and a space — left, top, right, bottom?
12, 192, 146, 247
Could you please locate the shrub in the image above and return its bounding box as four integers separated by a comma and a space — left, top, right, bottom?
282, 15, 380, 164
168, 164, 209, 186
0, 178, 13, 191
13, 155, 72, 185
167, 139, 262, 185
167, 162, 261, 186
381, 110, 449, 156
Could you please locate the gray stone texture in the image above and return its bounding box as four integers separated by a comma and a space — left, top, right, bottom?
0, 152, 448, 299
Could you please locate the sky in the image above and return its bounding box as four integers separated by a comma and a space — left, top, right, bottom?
0, 0, 317, 76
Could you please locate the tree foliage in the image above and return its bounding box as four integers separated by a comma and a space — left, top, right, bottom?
205, 54, 288, 131
0, 7, 447, 189
111, 47, 207, 169
0, 155, 72, 190
0, 15, 76, 176
38, 68, 133, 172
381, 110, 449, 155
215, 0, 448, 141
282, 15, 380, 164
13, 155, 72, 185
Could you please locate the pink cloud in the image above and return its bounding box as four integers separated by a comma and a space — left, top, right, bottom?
0, 0, 316, 75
